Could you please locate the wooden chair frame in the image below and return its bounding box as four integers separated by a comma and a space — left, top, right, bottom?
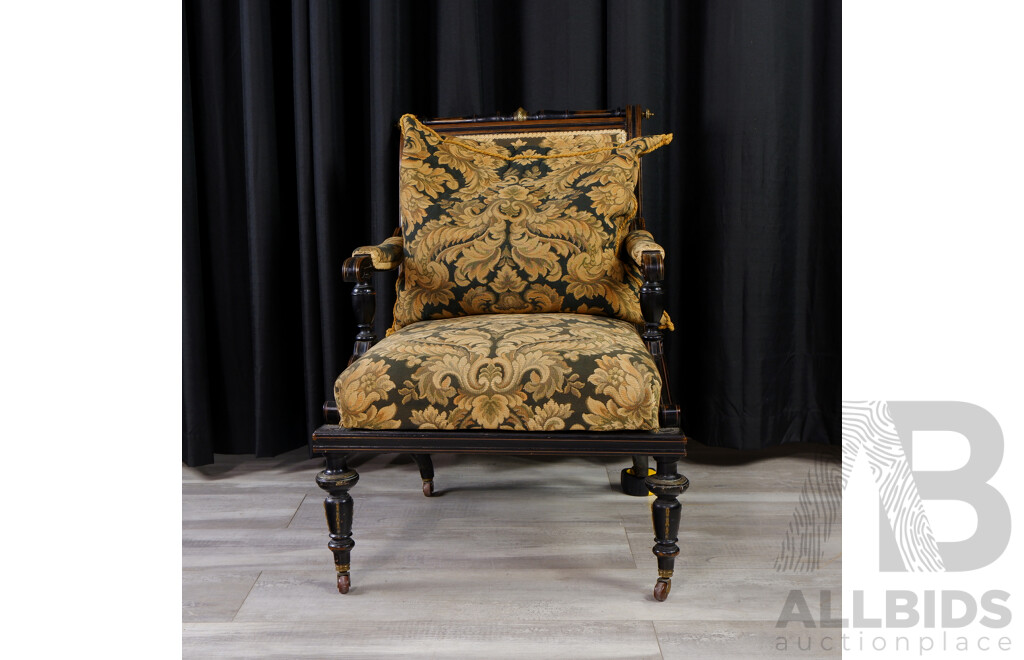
311, 105, 689, 601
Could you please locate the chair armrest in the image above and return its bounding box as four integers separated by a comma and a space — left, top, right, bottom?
625, 229, 672, 329
629, 230, 674, 332
623, 229, 665, 268
351, 236, 404, 271
631, 236, 679, 427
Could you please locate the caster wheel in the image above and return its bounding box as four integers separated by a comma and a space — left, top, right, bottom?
620, 467, 654, 496
422, 480, 434, 497
337, 574, 350, 594
653, 578, 671, 602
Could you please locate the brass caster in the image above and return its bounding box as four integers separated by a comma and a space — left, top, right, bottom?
422, 480, 434, 497
337, 573, 351, 594
653, 577, 671, 602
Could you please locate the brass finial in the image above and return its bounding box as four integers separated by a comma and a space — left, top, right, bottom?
513, 107, 528, 121
642, 108, 655, 119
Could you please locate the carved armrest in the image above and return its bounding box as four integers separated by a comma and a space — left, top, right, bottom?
631, 231, 680, 429
623, 229, 665, 268
341, 236, 405, 365
342, 254, 373, 283
625, 229, 674, 331
350, 236, 404, 271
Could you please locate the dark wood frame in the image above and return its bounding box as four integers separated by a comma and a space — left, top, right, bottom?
312, 105, 689, 601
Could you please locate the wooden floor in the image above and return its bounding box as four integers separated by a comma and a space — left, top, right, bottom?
183, 445, 841, 659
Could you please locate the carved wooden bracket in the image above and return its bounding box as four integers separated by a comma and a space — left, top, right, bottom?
342, 255, 376, 365
639, 251, 680, 429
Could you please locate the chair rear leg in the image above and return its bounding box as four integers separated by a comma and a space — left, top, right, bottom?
646, 456, 690, 601
620, 454, 651, 496
315, 454, 359, 593
412, 453, 435, 497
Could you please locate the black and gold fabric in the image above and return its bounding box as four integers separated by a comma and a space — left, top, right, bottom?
335, 313, 662, 431
352, 236, 404, 270
392, 114, 672, 331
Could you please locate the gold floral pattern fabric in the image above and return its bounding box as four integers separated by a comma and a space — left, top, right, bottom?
335, 313, 662, 431
352, 236, 404, 270
392, 114, 672, 331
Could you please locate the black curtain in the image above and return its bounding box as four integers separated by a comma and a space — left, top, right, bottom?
183, 0, 840, 466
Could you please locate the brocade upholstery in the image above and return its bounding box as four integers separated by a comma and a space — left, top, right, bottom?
392, 114, 672, 331
335, 313, 662, 431
623, 229, 665, 264
352, 236, 404, 270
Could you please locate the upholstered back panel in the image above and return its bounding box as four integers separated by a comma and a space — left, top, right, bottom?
391, 114, 671, 332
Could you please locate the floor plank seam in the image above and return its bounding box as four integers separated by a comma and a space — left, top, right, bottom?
232, 570, 261, 622
624, 520, 645, 568
285, 493, 307, 528
650, 619, 666, 659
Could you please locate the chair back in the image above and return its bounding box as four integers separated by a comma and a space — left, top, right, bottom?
417, 106, 650, 228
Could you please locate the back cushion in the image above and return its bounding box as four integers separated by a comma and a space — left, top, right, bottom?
392, 113, 671, 331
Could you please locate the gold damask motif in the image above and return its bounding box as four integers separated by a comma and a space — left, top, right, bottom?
392, 114, 672, 331
333, 359, 400, 429
335, 314, 661, 431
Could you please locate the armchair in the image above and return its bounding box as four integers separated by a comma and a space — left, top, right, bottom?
313, 106, 689, 601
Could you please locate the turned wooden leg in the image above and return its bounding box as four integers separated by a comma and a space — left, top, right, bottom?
411, 453, 435, 497
315, 453, 359, 594
645, 456, 689, 601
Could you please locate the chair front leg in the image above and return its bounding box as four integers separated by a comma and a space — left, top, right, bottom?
411, 453, 435, 497
316, 453, 360, 593
646, 455, 690, 601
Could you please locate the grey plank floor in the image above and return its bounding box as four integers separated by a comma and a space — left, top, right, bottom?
184, 446, 841, 659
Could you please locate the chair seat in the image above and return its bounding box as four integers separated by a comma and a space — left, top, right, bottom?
335, 313, 662, 431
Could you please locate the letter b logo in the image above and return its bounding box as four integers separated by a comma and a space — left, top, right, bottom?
843, 401, 1011, 571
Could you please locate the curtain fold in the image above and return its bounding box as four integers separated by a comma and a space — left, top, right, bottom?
183, 0, 841, 465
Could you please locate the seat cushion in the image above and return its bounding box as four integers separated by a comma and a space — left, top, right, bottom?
391, 114, 672, 331
335, 313, 661, 431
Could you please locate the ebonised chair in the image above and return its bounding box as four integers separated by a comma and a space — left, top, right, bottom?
312, 106, 689, 601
